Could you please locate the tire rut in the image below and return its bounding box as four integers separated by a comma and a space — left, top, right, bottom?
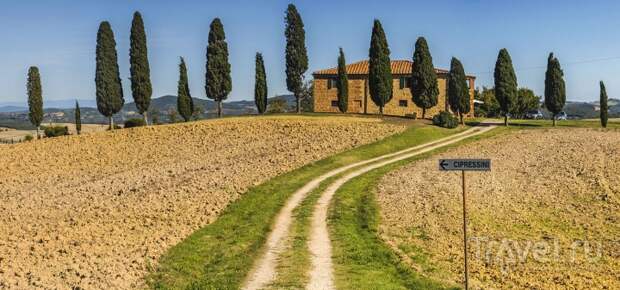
243, 125, 495, 290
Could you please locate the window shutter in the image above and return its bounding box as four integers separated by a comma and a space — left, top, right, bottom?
399, 77, 405, 89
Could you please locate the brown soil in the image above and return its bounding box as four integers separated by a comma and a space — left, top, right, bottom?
0, 115, 406, 289
378, 128, 620, 289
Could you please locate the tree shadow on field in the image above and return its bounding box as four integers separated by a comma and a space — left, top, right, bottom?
465, 120, 481, 126
507, 122, 543, 127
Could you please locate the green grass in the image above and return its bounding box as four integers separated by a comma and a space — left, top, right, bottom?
329, 127, 507, 290
148, 115, 613, 289
147, 121, 464, 289
269, 125, 484, 289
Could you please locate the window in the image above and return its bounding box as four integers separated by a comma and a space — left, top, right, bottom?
327, 78, 338, 90
399, 77, 411, 89
399, 100, 408, 107
354, 100, 362, 108
331, 100, 339, 107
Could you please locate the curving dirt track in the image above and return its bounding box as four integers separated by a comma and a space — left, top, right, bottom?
0, 116, 406, 289
243, 125, 495, 290
379, 128, 620, 289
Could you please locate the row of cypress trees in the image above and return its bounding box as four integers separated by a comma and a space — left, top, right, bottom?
494, 50, 567, 126
193, 5, 308, 118
95, 13, 152, 129
97, 4, 308, 124
95, 12, 233, 128
25, 5, 610, 136
336, 19, 470, 122
495, 50, 612, 128
333, 18, 581, 127
24, 4, 309, 137
496, 50, 607, 128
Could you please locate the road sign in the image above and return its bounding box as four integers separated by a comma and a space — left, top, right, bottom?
438, 159, 491, 171
438, 158, 492, 290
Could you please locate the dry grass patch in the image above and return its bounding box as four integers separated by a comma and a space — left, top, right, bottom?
0, 115, 406, 289
378, 128, 620, 289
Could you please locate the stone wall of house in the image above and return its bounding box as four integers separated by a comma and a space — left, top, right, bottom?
313, 75, 475, 118
313, 77, 367, 113
468, 78, 475, 118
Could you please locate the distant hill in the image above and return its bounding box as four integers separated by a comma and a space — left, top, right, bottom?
124, 95, 212, 113
0, 99, 97, 112
558, 98, 620, 118
47, 99, 98, 108
0, 106, 27, 113
123, 94, 296, 115
0, 95, 297, 114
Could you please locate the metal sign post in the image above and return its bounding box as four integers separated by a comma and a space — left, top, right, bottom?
461, 170, 468, 290
439, 159, 491, 290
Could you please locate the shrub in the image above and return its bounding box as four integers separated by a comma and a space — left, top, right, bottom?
24, 134, 34, 141
432, 111, 459, 129
43, 125, 69, 137
106, 124, 123, 131
124, 118, 146, 128
267, 99, 289, 113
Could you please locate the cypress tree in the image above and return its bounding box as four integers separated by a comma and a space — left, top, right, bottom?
177, 57, 192, 122
190, 90, 195, 116
27, 66, 43, 139
600, 81, 608, 128
285, 4, 308, 113
205, 18, 232, 118
95, 21, 124, 130
544, 53, 566, 126
129, 11, 152, 125
368, 19, 392, 115
411, 37, 439, 119
336, 47, 349, 113
254, 53, 268, 114
493, 48, 518, 126
75, 101, 82, 135
447, 57, 470, 125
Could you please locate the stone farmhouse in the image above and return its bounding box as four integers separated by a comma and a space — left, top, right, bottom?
312, 60, 476, 117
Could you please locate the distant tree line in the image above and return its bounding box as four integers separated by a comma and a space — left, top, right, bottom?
335, 20, 611, 128
21, 3, 612, 140
335, 19, 573, 127
474, 87, 541, 119
20, 4, 315, 138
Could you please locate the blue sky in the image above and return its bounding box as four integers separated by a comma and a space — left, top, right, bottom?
1, 0, 619, 105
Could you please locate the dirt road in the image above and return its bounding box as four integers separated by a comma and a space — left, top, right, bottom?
243, 125, 496, 290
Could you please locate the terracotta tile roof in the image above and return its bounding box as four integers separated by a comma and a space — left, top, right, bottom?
313, 59, 475, 78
